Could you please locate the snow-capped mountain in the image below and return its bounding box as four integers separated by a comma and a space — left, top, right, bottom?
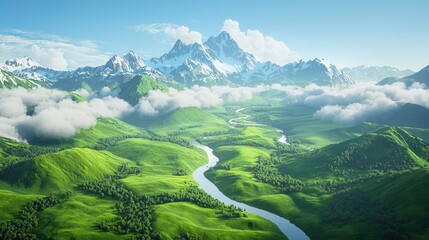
4, 32, 354, 90
0, 69, 41, 89
2, 56, 40, 72
123, 51, 146, 70
204, 31, 258, 73
2, 51, 172, 91
342, 65, 414, 82
254, 58, 354, 86
148, 32, 261, 85
148, 31, 352, 86
148, 40, 225, 85
0, 57, 64, 82
378, 65, 429, 87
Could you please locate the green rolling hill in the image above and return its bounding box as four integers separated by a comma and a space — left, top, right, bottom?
146, 107, 229, 138
0, 148, 131, 192
292, 126, 429, 174
117, 74, 169, 105
204, 125, 429, 239
274, 127, 429, 239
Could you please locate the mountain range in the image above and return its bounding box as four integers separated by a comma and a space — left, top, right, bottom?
342, 65, 414, 82
378, 65, 429, 86
1, 32, 355, 91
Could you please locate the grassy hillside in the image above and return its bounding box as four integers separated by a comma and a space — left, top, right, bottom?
43, 118, 145, 148
206, 125, 429, 239
363, 168, 429, 239
147, 107, 229, 138
36, 193, 120, 240
206, 146, 278, 200
0, 137, 31, 159
0, 69, 42, 89
249, 104, 368, 148
68, 92, 88, 103
0, 189, 43, 222
118, 74, 168, 105
155, 202, 286, 240
0, 148, 131, 192
283, 127, 429, 178
109, 138, 206, 195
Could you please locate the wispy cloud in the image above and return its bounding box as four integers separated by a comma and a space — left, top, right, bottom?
0, 30, 110, 70
132, 23, 202, 45
221, 19, 300, 66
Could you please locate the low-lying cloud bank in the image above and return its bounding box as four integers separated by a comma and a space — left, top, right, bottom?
136, 85, 267, 116
0, 88, 131, 142
1, 82, 428, 142
0, 85, 266, 142
271, 82, 429, 124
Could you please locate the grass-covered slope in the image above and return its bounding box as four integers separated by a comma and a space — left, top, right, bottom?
155, 202, 286, 240
54, 118, 144, 148
0, 189, 43, 222
296, 126, 429, 173
36, 193, 119, 240
0, 148, 131, 192
363, 168, 429, 239
0, 137, 31, 159
249, 104, 368, 148
147, 107, 229, 138
0, 69, 42, 89
109, 138, 206, 195
205, 124, 429, 239
117, 74, 168, 105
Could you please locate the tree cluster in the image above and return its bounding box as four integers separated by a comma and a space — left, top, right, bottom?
152, 186, 244, 218
80, 164, 160, 239
0, 192, 71, 240
93, 133, 192, 150
253, 155, 304, 193
202, 129, 237, 137
172, 169, 188, 176
327, 139, 418, 172
322, 188, 406, 239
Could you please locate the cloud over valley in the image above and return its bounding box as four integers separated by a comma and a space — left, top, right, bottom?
0, 82, 428, 142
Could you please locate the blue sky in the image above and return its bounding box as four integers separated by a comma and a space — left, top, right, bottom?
0, 0, 428, 71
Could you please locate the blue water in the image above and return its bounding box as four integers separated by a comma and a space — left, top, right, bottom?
191, 141, 309, 240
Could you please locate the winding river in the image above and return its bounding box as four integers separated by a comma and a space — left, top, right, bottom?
191, 108, 309, 240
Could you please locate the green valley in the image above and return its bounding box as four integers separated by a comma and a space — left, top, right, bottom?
1, 4, 428, 239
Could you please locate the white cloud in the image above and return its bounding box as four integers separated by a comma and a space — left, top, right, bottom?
0, 31, 110, 70
2, 82, 428, 142
0, 88, 132, 142
273, 82, 429, 124
133, 23, 202, 45
221, 19, 300, 65
136, 85, 267, 116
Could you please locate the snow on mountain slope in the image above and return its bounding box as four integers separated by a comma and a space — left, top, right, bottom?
148, 32, 352, 86
205, 31, 258, 73
2, 56, 40, 71
3, 32, 355, 88
342, 65, 415, 82
0, 69, 41, 89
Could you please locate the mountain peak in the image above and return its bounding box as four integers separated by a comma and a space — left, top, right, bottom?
123, 50, 146, 69
204, 31, 258, 73
105, 55, 131, 73
218, 31, 233, 40
3, 56, 41, 71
